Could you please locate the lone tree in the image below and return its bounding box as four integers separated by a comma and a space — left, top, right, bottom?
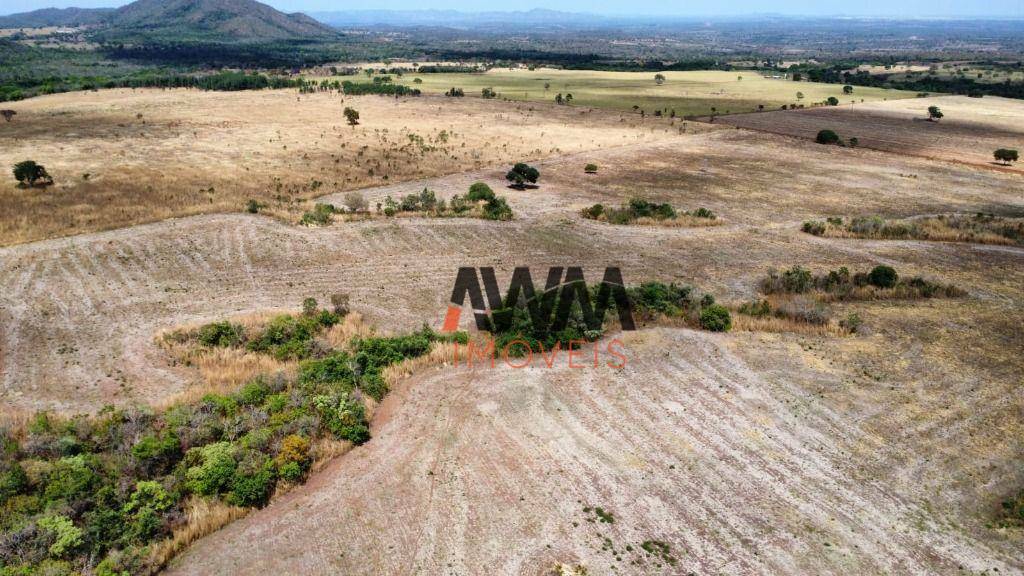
343, 107, 360, 126
796, 91, 804, 100
843, 85, 854, 95
0, 110, 15, 122
927, 105, 944, 121
481, 87, 497, 99
13, 160, 52, 187
815, 129, 841, 145
826, 96, 839, 106
584, 163, 598, 174
994, 148, 1019, 165
654, 73, 666, 85
506, 163, 540, 189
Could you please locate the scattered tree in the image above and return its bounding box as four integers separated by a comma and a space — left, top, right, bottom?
826, 96, 839, 106
0, 110, 14, 122
796, 92, 804, 100
848, 137, 859, 148
12, 160, 52, 187
654, 73, 666, 85
927, 105, 944, 121
506, 163, 540, 189
445, 87, 465, 97
994, 148, 1019, 165
343, 107, 360, 126
843, 85, 854, 95
584, 163, 598, 174
815, 129, 841, 145
481, 87, 497, 99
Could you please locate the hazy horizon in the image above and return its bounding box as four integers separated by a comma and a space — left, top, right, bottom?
2, 0, 1022, 19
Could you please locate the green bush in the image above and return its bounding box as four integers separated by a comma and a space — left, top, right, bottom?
228, 457, 275, 508
197, 321, 243, 347
801, 221, 826, 236
467, 182, 496, 202
584, 163, 598, 173
628, 282, 694, 317
42, 455, 101, 504
582, 204, 604, 219
300, 203, 336, 226
815, 129, 840, 144
37, 515, 83, 558
868, 265, 898, 288
184, 442, 237, 496
0, 462, 28, 504
236, 379, 270, 406
699, 305, 733, 332
482, 197, 513, 221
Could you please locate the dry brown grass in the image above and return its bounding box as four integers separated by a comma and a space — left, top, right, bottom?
310, 438, 354, 474
730, 312, 849, 337
154, 309, 302, 408
0, 88, 681, 245
632, 215, 723, 227
146, 496, 249, 574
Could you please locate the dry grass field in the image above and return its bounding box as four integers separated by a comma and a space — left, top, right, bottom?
1, 87, 1023, 574
0, 88, 689, 245
719, 95, 1024, 172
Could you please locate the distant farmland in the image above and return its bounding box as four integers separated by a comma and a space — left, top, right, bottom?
369, 68, 918, 117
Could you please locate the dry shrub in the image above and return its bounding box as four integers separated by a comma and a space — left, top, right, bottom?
157, 348, 294, 410
146, 496, 248, 573
772, 294, 831, 325
322, 312, 374, 350
380, 341, 460, 390
632, 215, 723, 228
310, 438, 353, 474
0, 406, 35, 440
731, 312, 847, 337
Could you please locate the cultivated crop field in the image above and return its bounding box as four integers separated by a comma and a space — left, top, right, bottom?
0, 87, 684, 245
361, 68, 917, 117
720, 95, 1024, 172
1, 84, 1022, 575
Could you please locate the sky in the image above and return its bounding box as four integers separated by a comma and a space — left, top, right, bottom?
2, 0, 1021, 18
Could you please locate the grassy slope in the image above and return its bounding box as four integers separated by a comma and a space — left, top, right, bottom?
377, 68, 918, 117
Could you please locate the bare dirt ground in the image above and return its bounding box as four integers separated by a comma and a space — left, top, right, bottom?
1, 119, 1022, 573
165, 328, 1022, 575
0, 88, 689, 245
718, 95, 1024, 173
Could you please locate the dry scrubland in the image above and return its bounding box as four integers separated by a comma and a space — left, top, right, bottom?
1, 91, 1023, 573
720, 95, 1024, 172
0, 88, 688, 245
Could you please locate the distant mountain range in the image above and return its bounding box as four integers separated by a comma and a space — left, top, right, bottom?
0, 6, 115, 28
0, 0, 336, 41
311, 8, 617, 28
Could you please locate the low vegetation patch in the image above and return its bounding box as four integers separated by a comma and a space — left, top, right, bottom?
997, 491, 1024, 528
761, 265, 965, 301
0, 300, 464, 575
300, 183, 513, 226
582, 198, 719, 227
485, 280, 732, 358
802, 214, 1024, 246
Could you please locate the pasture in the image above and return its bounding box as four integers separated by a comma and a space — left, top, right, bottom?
397, 68, 917, 116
